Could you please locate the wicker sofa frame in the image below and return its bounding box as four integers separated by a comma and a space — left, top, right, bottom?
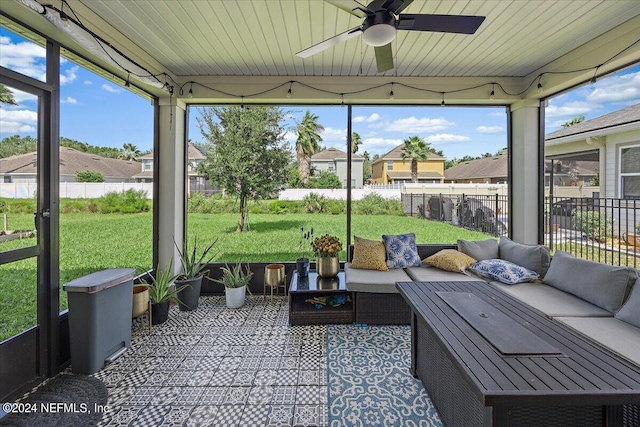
347, 244, 456, 325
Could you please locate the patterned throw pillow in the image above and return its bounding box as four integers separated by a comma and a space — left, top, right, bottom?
423, 249, 476, 273
382, 233, 421, 269
350, 236, 388, 271
468, 259, 539, 285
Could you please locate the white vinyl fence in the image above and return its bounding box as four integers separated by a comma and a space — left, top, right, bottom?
1, 182, 153, 199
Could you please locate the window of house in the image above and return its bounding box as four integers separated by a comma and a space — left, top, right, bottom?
3, 176, 11, 183
387, 160, 393, 170
328, 163, 335, 171
143, 161, 152, 171
620, 144, 640, 199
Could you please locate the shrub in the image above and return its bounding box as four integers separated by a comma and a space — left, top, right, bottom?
75, 170, 105, 182
353, 193, 403, 216
308, 171, 342, 189
574, 211, 612, 242
302, 193, 329, 213
96, 189, 149, 214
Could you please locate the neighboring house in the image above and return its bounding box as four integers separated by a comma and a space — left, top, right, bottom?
310, 147, 365, 189
444, 152, 508, 183
443, 151, 596, 185
0, 147, 140, 183
371, 144, 445, 184
545, 103, 640, 200
133, 143, 216, 194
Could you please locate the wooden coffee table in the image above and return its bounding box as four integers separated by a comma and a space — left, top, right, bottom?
397, 280, 640, 427
288, 271, 353, 325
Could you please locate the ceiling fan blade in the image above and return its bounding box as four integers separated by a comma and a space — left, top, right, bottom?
296, 27, 362, 58
375, 43, 394, 73
325, 0, 370, 18
391, 0, 414, 14
397, 14, 485, 34
369, 0, 414, 14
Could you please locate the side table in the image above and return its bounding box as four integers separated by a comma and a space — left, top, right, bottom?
288, 271, 353, 325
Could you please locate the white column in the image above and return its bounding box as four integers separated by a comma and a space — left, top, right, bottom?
157, 97, 186, 272
510, 100, 541, 244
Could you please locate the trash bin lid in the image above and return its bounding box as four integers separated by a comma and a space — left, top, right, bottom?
63, 268, 135, 293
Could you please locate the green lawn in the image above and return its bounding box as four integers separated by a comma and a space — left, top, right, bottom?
1, 211, 490, 341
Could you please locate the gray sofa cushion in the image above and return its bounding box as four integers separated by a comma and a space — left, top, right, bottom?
405, 264, 485, 282
344, 262, 412, 293
556, 317, 640, 366
615, 275, 640, 327
488, 280, 613, 317
457, 239, 498, 261
498, 236, 551, 277
543, 251, 636, 313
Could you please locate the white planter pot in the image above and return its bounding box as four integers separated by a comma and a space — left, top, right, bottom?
225, 286, 246, 308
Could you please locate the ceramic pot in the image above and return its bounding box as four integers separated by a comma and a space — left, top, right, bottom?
151, 300, 170, 325
176, 276, 203, 311
225, 286, 246, 308
317, 256, 339, 278
296, 258, 309, 277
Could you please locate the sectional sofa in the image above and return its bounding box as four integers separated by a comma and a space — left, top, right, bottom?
345, 237, 640, 367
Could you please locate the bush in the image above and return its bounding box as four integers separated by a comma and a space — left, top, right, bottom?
574, 211, 612, 242
302, 193, 329, 213
308, 171, 342, 189
353, 193, 403, 215
96, 189, 149, 214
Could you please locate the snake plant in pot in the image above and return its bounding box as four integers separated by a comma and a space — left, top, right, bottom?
213, 263, 254, 308
175, 237, 217, 311
143, 261, 186, 325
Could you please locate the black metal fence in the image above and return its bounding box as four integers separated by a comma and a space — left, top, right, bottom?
402, 193, 509, 237
544, 196, 640, 269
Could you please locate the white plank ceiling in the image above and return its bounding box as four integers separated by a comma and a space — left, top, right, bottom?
75, 0, 640, 78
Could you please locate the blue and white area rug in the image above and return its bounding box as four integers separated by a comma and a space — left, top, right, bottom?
327, 325, 442, 427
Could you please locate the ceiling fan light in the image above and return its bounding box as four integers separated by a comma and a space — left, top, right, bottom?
363, 24, 396, 47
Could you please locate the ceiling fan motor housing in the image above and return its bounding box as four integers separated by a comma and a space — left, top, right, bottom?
362, 11, 397, 47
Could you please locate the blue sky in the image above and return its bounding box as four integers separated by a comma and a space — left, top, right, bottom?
2, 27, 640, 160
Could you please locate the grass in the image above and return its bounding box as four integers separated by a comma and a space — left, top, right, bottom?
0, 211, 490, 341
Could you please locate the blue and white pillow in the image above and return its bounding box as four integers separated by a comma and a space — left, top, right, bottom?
382, 233, 421, 269
468, 259, 539, 285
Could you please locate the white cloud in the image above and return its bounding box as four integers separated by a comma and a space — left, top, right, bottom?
385, 116, 454, 133
545, 100, 595, 118
320, 127, 346, 142
0, 107, 38, 134
476, 126, 503, 134
425, 134, 470, 143
102, 84, 122, 93
283, 130, 297, 146
362, 137, 403, 154
0, 37, 46, 80
9, 88, 37, 104
353, 113, 380, 123
84, 80, 93, 85
61, 97, 78, 104
60, 65, 79, 85
586, 71, 640, 104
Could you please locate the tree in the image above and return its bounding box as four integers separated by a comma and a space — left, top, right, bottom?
401, 136, 431, 183
562, 115, 585, 128
197, 106, 291, 232
362, 150, 372, 183
0, 84, 17, 105
351, 131, 362, 154
76, 170, 105, 182
308, 170, 342, 189
120, 143, 141, 161
295, 110, 323, 187
0, 135, 37, 158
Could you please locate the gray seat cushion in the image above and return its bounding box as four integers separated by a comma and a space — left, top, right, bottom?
499, 236, 551, 277
344, 262, 412, 293
488, 281, 612, 317
543, 251, 636, 313
615, 275, 640, 327
457, 238, 498, 261
556, 317, 640, 366
405, 265, 485, 282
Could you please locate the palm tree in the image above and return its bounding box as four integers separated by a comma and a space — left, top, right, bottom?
120, 143, 141, 161
0, 84, 17, 105
401, 136, 431, 183
296, 110, 324, 186
351, 131, 362, 154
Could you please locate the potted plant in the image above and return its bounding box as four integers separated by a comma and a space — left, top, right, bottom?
174, 237, 217, 311
213, 263, 254, 308
312, 233, 343, 278
297, 227, 313, 278
142, 261, 186, 324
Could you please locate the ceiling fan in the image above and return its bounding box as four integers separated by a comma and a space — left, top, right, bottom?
296, 0, 485, 73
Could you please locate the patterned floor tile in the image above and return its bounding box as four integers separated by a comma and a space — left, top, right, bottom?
239, 404, 271, 426
133, 405, 171, 426
223, 386, 251, 405
294, 404, 325, 427
198, 387, 228, 405
271, 386, 297, 405
267, 404, 294, 427
247, 385, 274, 405
184, 405, 219, 427
213, 404, 245, 426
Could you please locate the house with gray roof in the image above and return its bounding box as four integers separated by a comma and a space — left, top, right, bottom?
545, 103, 640, 199
310, 147, 365, 189
0, 147, 140, 183
371, 144, 445, 184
